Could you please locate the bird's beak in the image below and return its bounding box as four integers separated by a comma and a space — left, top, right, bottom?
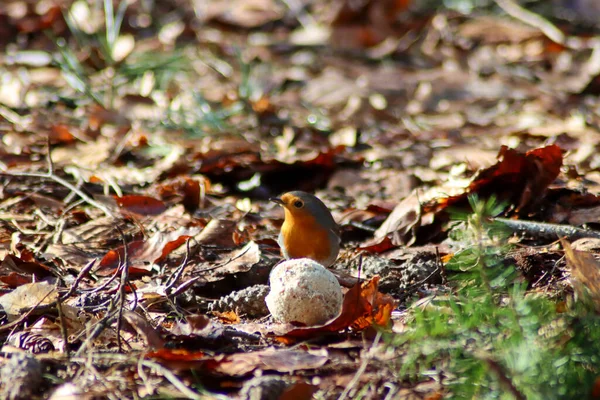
270, 197, 284, 205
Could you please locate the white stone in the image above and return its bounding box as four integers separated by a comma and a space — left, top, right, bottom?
266, 258, 343, 326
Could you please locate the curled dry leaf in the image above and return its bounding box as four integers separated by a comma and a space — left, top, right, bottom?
122, 310, 165, 351
0, 272, 32, 288
147, 347, 327, 377
215, 241, 261, 275
195, 219, 238, 247
372, 144, 563, 247
152, 175, 211, 212
96, 227, 200, 276
1, 254, 55, 280
427, 144, 563, 214
0, 280, 58, 321
562, 238, 600, 312
205, 348, 329, 376
372, 191, 423, 247
114, 195, 167, 216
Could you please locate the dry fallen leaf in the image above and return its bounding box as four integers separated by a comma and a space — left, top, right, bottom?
562, 238, 600, 312
96, 227, 200, 276
0, 280, 58, 321
206, 347, 329, 376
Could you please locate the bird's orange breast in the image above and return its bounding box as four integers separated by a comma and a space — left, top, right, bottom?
280, 216, 334, 264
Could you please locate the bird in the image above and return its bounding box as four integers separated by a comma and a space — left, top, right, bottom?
270, 191, 340, 267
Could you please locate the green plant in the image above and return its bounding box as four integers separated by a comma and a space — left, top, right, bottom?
161, 54, 259, 137
52, 0, 184, 109
53, 0, 128, 107
385, 196, 600, 399
163, 92, 245, 136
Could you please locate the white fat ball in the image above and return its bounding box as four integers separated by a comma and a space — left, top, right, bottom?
266, 258, 343, 326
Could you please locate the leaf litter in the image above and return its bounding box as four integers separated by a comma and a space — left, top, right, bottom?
1, 0, 600, 398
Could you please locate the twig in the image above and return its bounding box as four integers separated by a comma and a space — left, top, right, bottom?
338, 331, 382, 400
87, 265, 122, 294
0, 140, 116, 217
348, 221, 377, 232
141, 360, 206, 400
495, 218, 600, 241
115, 225, 130, 352
137, 357, 154, 397
484, 357, 526, 400
46, 136, 55, 175
74, 304, 119, 357
495, 0, 564, 44
60, 259, 97, 300
165, 239, 192, 295
56, 294, 70, 358
168, 276, 205, 298
0, 169, 115, 216
192, 244, 252, 274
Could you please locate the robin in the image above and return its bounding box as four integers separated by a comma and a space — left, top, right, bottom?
270, 191, 340, 267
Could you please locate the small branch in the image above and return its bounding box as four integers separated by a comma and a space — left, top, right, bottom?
115, 225, 131, 352
0, 170, 115, 217
46, 136, 55, 175
484, 357, 526, 400
338, 331, 382, 400
141, 360, 206, 400
168, 276, 205, 298
0, 141, 116, 217
74, 305, 119, 357
61, 259, 97, 300
165, 239, 192, 296
495, 218, 600, 241
56, 294, 70, 358
495, 0, 564, 44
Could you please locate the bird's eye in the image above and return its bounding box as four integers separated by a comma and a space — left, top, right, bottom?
293, 200, 304, 208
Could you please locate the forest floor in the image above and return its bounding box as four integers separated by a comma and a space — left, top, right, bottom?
2, 0, 600, 399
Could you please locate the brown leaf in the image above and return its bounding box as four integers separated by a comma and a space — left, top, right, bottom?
278, 382, 318, 400
212, 310, 241, 324
214, 241, 261, 277
469, 144, 562, 212
152, 176, 211, 212
147, 347, 327, 377
206, 348, 329, 376
195, 219, 238, 247
50, 124, 76, 145
122, 310, 165, 351
371, 191, 422, 246
96, 227, 200, 276
147, 348, 208, 367
1, 254, 55, 278
0, 272, 32, 288
425, 144, 563, 214
562, 238, 600, 312
0, 280, 58, 321
114, 195, 167, 216
203, 0, 285, 28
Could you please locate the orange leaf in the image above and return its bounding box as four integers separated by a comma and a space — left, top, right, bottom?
114, 195, 167, 216
0, 272, 32, 288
